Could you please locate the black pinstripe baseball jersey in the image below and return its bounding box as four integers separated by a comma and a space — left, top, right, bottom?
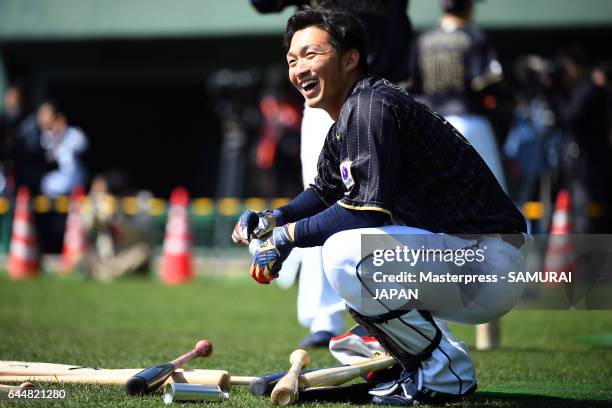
311, 76, 526, 234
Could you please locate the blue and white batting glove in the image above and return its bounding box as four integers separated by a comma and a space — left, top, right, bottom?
231, 210, 277, 245
250, 225, 294, 285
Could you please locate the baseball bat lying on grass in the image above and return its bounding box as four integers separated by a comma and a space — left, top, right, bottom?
0, 361, 91, 375
1, 362, 253, 390
249, 367, 319, 396
0, 371, 252, 389
0, 382, 33, 392
299, 355, 396, 388
0, 361, 245, 385
125, 339, 212, 395
271, 349, 311, 405
289, 355, 395, 405
249, 354, 396, 396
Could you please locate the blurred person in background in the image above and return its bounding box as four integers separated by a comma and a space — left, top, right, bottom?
554, 46, 612, 233
407, 0, 516, 349
33, 101, 89, 253
408, 0, 507, 191
255, 65, 303, 198
0, 83, 45, 195
38, 101, 88, 197
502, 55, 562, 214
250, 0, 413, 347
79, 172, 154, 282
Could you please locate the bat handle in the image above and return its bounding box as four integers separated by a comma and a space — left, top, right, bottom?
171, 340, 212, 368
271, 349, 311, 406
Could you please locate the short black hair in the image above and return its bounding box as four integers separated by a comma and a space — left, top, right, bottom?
284, 7, 368, 74
440, 0, 473, 15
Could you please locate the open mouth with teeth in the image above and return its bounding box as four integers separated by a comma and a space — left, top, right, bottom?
301, 79, 319, 97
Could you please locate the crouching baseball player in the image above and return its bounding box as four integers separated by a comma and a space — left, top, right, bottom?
232, 7, 529, 406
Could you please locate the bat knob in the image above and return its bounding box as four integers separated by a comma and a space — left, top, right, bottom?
195, 340, 213, 357
273, 390, 295, 405
248, 377, 270, 397
19, 382, 34, 390
125, 376, 148, 395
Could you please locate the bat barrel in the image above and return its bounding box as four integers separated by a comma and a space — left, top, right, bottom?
126, 339, 213, 396
125, 364, 175, 395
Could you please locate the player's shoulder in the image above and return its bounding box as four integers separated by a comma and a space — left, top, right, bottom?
345, 76, 413, 110
419, 25, 443, 41
462, 24, 488, 45
420, 23, 486, 47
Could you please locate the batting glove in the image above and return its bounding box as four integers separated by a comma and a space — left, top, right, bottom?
250, 225, 294, 284
231, 210, 277, 245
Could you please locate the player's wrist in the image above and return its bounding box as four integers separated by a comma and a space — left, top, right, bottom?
271, 208, 286, 226
271, 225, 294, 248
269, 225, 295, 266
285, 223, 296, 242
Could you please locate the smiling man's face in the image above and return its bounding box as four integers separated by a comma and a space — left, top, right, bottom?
287, 26, 349, 118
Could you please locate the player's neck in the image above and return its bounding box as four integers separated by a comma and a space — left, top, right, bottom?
440, 14, 471, 30
329, 73, 364, 121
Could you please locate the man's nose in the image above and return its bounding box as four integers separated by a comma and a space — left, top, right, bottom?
295, 58, 310, 76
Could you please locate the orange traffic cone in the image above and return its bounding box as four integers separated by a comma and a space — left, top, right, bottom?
160, 187, 194, 284
62, 186, 88, 272
543, 189, 573, 285
8, 186, 40, 279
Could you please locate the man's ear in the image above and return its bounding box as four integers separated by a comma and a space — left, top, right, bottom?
342, 49, 360, 73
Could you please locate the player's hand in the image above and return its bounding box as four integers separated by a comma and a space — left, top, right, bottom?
232, 210, 258, 245
252, 211, 277, 240
231, 210, 277, 245
250, 225, 294, 284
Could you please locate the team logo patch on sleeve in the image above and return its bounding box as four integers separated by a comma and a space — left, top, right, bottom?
340, 160, 355, 190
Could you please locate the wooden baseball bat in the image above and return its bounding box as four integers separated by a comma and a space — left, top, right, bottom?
0, 361, 89, 374
270, 349, 310, 405
0, 361, 254, 388
125, 339, 212, 395
0, 382, 33, 393
0, 361, 251, 385
298, 355, 395, 388
0, 370, 230, 388
249, 355, 398, 397
1, 367, 138, 377
0, 372, 253, 388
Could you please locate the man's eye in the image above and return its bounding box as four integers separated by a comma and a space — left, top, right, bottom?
306, 52, 317, 58
288, 60, 296, 67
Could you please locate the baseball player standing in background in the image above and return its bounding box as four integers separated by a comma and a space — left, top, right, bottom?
407, 0, 512, 349
234, 7, 530, 405
250, 0, 413, 348
408, 0, 507, 191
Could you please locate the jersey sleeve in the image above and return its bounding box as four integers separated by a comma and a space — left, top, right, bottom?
467, 30, 503, 92
336, 89, 401, 217
310, 123, 345, 206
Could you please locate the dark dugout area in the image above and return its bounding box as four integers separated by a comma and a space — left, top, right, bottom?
1, 27, 610, 198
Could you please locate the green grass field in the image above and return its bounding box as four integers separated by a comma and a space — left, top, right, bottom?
1, 274, 612, 407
